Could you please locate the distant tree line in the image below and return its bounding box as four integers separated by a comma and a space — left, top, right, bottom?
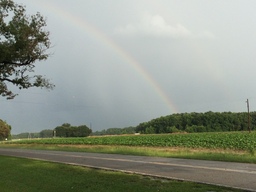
136, 111, 254, 134
11, 123, 92, 139
92, 126, 136, 136
54, 123, 92, 137
12, 126, 135, 138
10, 111, 255, 139
12, 132, 39, 139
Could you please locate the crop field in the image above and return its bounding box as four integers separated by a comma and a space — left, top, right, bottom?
5, 131, 256, 152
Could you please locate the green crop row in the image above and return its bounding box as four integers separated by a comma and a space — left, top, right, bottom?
5, 131, 256, 151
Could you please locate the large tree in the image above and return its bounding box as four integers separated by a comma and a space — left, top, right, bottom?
0, 0, 54, 99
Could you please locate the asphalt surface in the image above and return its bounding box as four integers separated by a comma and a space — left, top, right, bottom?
0, 148, 256, 191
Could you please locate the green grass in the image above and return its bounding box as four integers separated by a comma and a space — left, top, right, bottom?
0, 156, 244, 192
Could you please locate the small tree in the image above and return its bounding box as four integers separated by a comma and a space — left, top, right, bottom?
0, 119, 11, 140
79, 125, 92, 137
55, 125, 66, 137
39, 129, 53, 138
0, 0, 54, 99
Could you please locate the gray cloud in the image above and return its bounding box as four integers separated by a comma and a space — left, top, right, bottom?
115, 14, 191, 38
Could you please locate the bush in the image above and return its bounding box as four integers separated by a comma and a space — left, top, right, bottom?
167, 126, 180, 133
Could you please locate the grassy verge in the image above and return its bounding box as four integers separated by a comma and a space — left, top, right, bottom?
1, 143, 256, 163
0, 156, 244, 192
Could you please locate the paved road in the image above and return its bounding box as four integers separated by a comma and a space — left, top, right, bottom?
0, 148, 256, 191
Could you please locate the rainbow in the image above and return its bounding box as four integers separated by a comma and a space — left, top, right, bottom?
34, 1, 179, 113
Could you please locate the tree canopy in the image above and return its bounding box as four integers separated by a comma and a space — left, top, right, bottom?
136, 111, 254, 134
54, 123, 92, 137
0, 0, 54, 99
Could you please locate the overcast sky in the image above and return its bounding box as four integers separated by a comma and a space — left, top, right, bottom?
2, 0, 256, 134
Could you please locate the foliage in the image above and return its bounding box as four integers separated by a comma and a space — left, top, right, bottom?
92, 126, 136, 136
54, 123, 92, 137
145, 126, 155, 134
167, 126, 180, 133
0, 119, 11, 140
39, 129, 53, 138
0, 0, 54, 99
185, 125, 206, 133
7, 131, 256, 152
136, 111, 252, 134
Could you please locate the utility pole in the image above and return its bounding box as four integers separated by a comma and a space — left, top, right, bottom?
246, 99, 251, 133
53, 130, 56, 138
